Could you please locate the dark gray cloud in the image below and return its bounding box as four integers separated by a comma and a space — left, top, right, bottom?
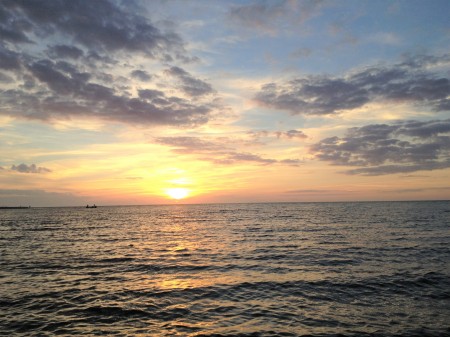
131, 70, 152, 82
0, 46, 21, 70
1, 87, 211, 126
0, 2, 33, 44
11, 163, 51, 174
154, 136, 300, 166
255, 54, 450, 115
1, 0, 186, 61
164, 66, 215, 97
0, 56, 214, 126
310, 119, 450, 175
0, 0, 221, 127
138, 89, 164, 100
48, 45, 84, 59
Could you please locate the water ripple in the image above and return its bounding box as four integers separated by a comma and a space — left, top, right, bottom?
1, 201, 449, 336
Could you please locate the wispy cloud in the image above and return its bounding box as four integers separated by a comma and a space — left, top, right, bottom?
154, 136, 301, 166
227, 0, 326, 35
285, 189, 354, 195
385, 186, 450, 193
368, 32, 402, 46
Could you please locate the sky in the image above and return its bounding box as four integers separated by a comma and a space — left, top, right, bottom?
1, 0, 450, 206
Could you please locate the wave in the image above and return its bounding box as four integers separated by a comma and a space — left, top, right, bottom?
1, 202, 449, 336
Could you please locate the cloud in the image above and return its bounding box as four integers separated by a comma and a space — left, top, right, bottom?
0, 3, 33, 44
285, 189, 353, 195
255, 54, 450, 115
0, 72, 14, 83
0, 0, 223, 127
0, 46, 21, 70
368, 32, 401, 45
130, 70, 152, 82
386, 186, 450, 193
310, 119, 450, 175
228, 0, 288, 35
221, 152, 276, 165
10, 163, 52, 174
228, 0, 325, 35
154, 136, 301, 166
154, 136, 226, 153
275, 130, 308, 139
0, 57, 214, 126
247, 129, 308, 140
1, 0, 187, 61
47, 44, 84, 59
164, 66, 215, 97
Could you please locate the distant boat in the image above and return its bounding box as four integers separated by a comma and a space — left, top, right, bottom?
86, 204, 97, 208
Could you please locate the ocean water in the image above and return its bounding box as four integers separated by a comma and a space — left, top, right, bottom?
1, 201, 449, 337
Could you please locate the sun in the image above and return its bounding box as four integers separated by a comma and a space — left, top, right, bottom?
166, 188, 190, 200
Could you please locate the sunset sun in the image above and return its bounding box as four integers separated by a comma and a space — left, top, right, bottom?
166, 188, 190, 200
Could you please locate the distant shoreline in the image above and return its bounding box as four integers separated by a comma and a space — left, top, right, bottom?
0, 206, 31, 209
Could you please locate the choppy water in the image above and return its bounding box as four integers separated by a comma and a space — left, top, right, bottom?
1, 201, 450, 336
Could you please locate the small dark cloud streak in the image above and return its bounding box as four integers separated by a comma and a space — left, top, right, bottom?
10, 163, 51, 174
164, 66, 215, 97
248, 129, 308, 140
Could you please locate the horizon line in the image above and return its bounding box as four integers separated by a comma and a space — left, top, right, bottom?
2, 199, 449, 208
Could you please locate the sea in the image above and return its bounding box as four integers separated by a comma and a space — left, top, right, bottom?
1, 201, 449, 337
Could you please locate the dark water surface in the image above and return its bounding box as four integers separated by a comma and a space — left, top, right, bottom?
1, 201, 450, 336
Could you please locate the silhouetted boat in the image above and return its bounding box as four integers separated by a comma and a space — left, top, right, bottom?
86, 204, 97, 208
